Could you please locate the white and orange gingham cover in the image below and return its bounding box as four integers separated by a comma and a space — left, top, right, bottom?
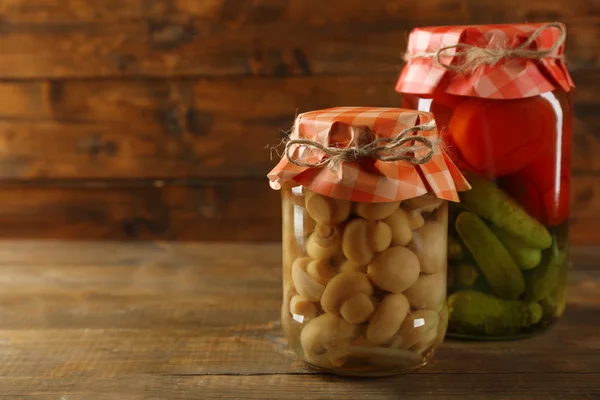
396, 23, 574, 99
267, 107, 470, 203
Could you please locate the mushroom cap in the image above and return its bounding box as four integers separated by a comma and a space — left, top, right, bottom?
321, 271, 373, 316
340, 293, 375, 324
305, 192, 351, 224
407, 210, 426, 231
306, 224, 342, 260
300, 313, 358, 367
366, 293, 410, 344
383, 208, 414, 246
409, 222, 447, 274
338, 259, 367, 274
290, 295, 318, 319
391, 309, 440, 351
367, 246, 420, 293
342, 218, 374, 265
366, 221, 393, 252
403, 271, 446, 311
291, 257, 325, 301
404, 194, 443, 213
354, 201, 401, 221
307, 259, 337, 285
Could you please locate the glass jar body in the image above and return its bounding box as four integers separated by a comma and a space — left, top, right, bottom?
281, 183, 449, 376
401, 90, 572, 339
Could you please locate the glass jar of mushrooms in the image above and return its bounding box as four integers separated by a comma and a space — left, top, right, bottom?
281, 185, 448, 375
268, 106, 469, 376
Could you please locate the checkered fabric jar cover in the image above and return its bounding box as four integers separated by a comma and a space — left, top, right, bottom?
396, 23, 574, 99
268, 107, 470, 203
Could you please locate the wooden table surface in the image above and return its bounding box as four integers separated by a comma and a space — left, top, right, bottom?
0, 241, 598, 399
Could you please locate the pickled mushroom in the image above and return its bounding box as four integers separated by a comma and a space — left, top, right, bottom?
306, 223, 342, 260
353, 201, 401, 221
290, 295, 318, 319
300, 313, 358, 368
305, 191, 351, 224
366, 293, 410, 344
307, 259, 337, 285
338, 259, 367, 274
340, 292, 375, 324
342, 218, 392, 265
291, 257, 325, 301
367, 246, 420, 293
383, 208, 413, 246
404, 194, 443, 213
409, 222, 447, 274
403, 271, 446, 311
390, 309, 440, 351
321, 271, 373, 317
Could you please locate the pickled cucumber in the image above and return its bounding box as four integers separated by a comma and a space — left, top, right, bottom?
448, 235, 465, 261
459, 172, 552, 249
453, 261, 479, 288
490, 225, 542, 270
540, 279, 567, 321
448, 291, 543, 336
455, 212, 525, 300
525, 242, 568, 302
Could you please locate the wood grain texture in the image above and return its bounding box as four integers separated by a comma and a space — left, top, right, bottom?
572, 70, 600, 174
1, 374, 599, 400
2, 0, 599, 23
0, 0, 599, 244
0, 174, 596, 243
0, 241, 597, 399
0, 76, 399, 179
570, 174, 600, 246
0, 180, 281, 241
0, 0, 598, 78
0, 70, 597, 242
0, 71, 598, 180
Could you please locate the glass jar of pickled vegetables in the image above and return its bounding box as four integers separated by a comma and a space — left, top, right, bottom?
268, 107, 469, 375
396, 23, 574, 339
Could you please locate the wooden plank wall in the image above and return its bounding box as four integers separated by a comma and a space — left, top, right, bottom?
0, 0, 598, 243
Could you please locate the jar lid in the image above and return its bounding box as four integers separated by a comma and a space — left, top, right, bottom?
267, 107, 470, 203
396, 22, 574, 99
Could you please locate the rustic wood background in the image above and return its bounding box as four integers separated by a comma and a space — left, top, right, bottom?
0, 0, 598, 243
0, 241, 598, 397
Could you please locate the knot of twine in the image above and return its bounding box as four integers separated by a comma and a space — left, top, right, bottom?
404, 22, 566, 73
285, 120, 438, 169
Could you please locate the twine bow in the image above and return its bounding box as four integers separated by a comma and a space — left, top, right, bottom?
404, 22, 566, 73
285, 120, 438, 169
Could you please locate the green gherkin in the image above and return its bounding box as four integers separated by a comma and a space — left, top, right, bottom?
459, 172, 552, 249
448, 235, 465, 261
525, 241, 568, 302
490, 225, 542, 270
455, 212, 524, 300
449, 291, 543, 336
453, 261, 479, 288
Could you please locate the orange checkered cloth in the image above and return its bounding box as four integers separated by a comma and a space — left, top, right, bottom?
396, 23, 574, 99
267, 107, 470, 203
